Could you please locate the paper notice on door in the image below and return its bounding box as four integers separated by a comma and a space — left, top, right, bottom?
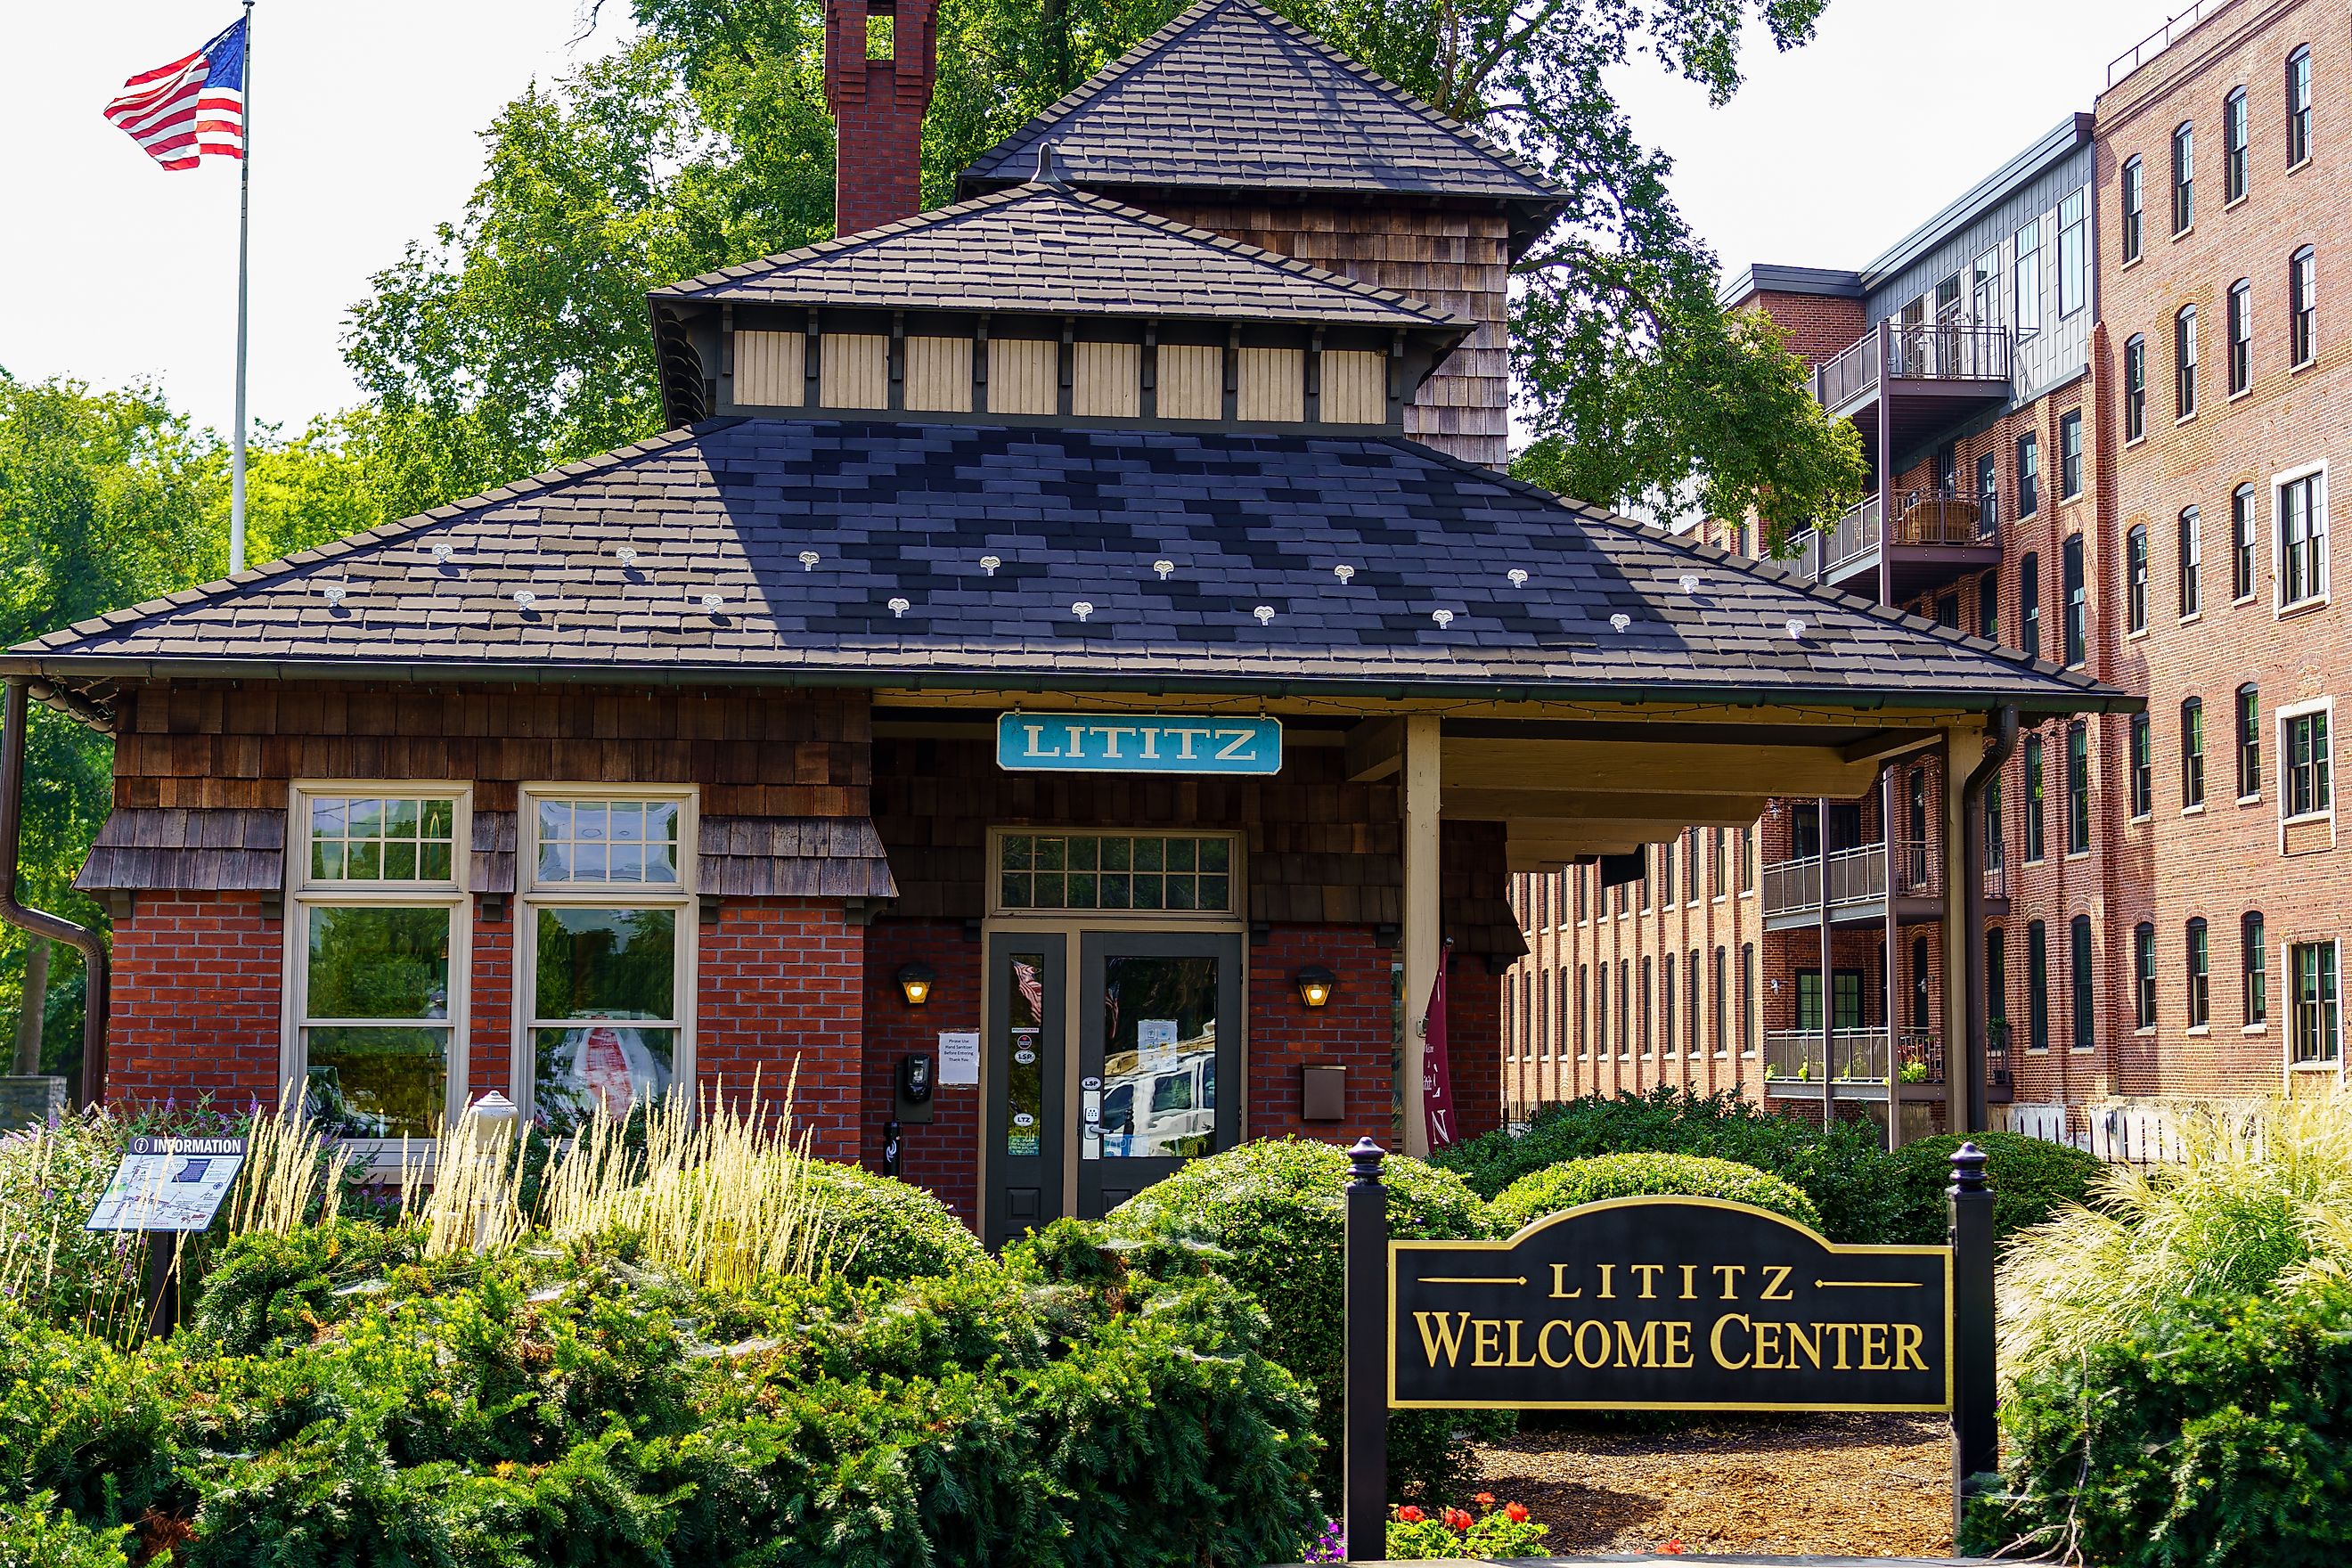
937, 1031, 980, 1087
1138, 1018, 1179, 1071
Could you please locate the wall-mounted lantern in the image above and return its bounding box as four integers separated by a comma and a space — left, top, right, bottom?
1294, 965, 1335, 1009
896, 962, 937, 1007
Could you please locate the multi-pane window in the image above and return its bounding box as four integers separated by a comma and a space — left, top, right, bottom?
2187, 919, 2211, 1029
2124, 334, 2147, 440
292, 791, 467, 1140
1688, 947, 1703, 1054
1662, 954, 1676, 1053
1988, 927, 2008, 1036
1978, 568, 1999, 642
2228, 280, 2252, 395
2130, 713, 2153, 818
2024, 732, 2048, 862
2284, 708, 2333, 817
997, 832, 1231, 911
2017, 431, 2039, 518
2134, 922, 2158, 1029
1596, 965, 1608, 1054
1985, 774, 2005, 874
1684, 826, 1700, 900
2127, 524, 2149, 633
2172, 120, 2195, 233
1640, 957, 1654, 1055
2059, 189, 2087, 317
2243, 911, 2268, 1025
1740, 943, 1756, 1054
1576, 964, 1589, 1055
1972, 249, 1999, 324
2279, 470, 2325, 607
1711, 946, 1727, 1056
2291, 942, 2340, 1065
2225, 86, 2250, 202
1977, 450, 1998, 528
2120, 156, 2144, 263
2183, 697, 2207, 807
2234, 482, 2259, 600
2070, 913, 2096, 1051
2291, 246, 2317, 367
2063, 535, 2087, 667
2061, 409, 2084, 499
2027, 919, 2051, 1051
2015, 218, 2042, 335
2176, 305, 2199, 418
2238, 683, 2263, 797
1712, 827, 1727, 895
528, 790, 695, 1123
1618, 958, 1631, 1057
2021, 551, 2041, 656
2180, 506, 2202, 617
2067, 722, 2093, 853
2288, 45, 2314, 167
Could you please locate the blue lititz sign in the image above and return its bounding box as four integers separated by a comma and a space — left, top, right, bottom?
996, 714, 1282, 775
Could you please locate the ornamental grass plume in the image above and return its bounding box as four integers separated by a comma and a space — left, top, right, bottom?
224, 1102, 348, 1238
1997, 1090, 2352, 1384
405, 1100, 531, 1258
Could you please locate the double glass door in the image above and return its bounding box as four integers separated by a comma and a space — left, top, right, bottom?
983, 928, 1242, 1249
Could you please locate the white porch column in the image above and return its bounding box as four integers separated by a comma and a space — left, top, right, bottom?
1401, 714, 1441, 1157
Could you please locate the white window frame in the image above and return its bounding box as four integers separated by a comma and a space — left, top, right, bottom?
2274, 459, 2330, 612
2283, 936, 2343, 1077
2275, 696, 2338, 847
513, 782, 700, 1120
282, 781, 474, 1154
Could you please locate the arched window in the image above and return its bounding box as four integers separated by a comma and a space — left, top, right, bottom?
1617, 958, 1632, 1057
2236, 682, 2262, 797
1662, 954, 1676, 1054
2130, 712, 2153, 817
2179, 505, 2202, 617
1688, 947, 1703, 1053
2291, 245, 2316, 366
2120, 155, 2144, 262
2063, 535, 2087, 667
1639, 955, 1654, 1057
2134, 921, 2158, 1028
2288, 45, 2313, 167
2233, 482, 2258, 600
1910, 933, 1932, 1033
2068, 721, 2093, 853
2228, 279, 2252, 393
1508, 971, 1522, 1059
1538, 968, 1551, 1058
2021, 551, 2041, 656
1577, 964, 1590, 1056
1739, 943, 1756, 1055
2024, 731, 2047, 862
2027, 919, 2051, 1051
2182, 696, 2206, 807
1711, 945, 1727, 1055
2173, 119, 2196, 233
2242, 912, 2267, 1025
1556, 964, 1570, 1058
2187, 919, 2211, 1028
2070, 913, 2096, 1052
2176, 304, 2199, 417
2225, 85, 2250, 200
2123, 334, 2146, 440
2127, 523, 2150, 632
1988, 927, 2009, 1044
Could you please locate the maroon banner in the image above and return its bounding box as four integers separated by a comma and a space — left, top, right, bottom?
1420, 947, 1457, 1148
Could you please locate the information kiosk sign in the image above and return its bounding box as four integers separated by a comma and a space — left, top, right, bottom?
86, 1136, 246, 1233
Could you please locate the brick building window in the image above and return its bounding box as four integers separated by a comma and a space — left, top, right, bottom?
2172, 120, 2195, 234
2225, 86, 2249, 202
1988, 927, 2007, 1040
1711, 946, 1727, 1055
2127, 524, 2149, 633
1711, 828, 1727, 897
2133, 922, 2158, 1029
2183, 697, 2207, 807
1978, 568, 1999, 641
2288, 45, 2314, 167
1640, 957, 1654, 1056
1618, 958, 1632, 1058
2062, 535, 2087, 667
527, 788, 696, 1123
2120, 155, 2144, 263
2233, 483, 2258, 600
2061, 410, 2084, 499
2016, 431, 2039, 518
1683, 827, 1699, 901
1576, 964, 1589, 1056
2290, 942, 2340, 1065
1909, 934, 1931, 1033
2021, 551, 2041, 656
2283, 706, 2332, 819
1977, 450, 1998, 528
1556, 965, 1568, 1058
2179, 505, 2202, 617
2024, 732, 2047, 862
1740, 943, 1756, 1055
1507, 974, 1520, 1059
2291, 246, 2317, 368
2187, 919, 2211, 1029
290, 789, 470, 1142
1662, 954, 1676, 1053
1594, 965, 1607, 1055
2059, 189, 2087, 317
1984, 774, 2005, 875
2027, 919, 2050, 1051
2238, 683, 2263, 798
2243, 912, 2268, 1025
2228, 280, 2252, 395
2130, 713, 2153, 819
1539, 968, 1551, 1056
1660, 837, 1675, 904
2175, 305, 2198, 418
1972, 249, 1999, 324
1575, 867, 1588, 923
2123, 335, 2146, 440
2014, 217, 2042, 335
1687, 946, 1703, 1052
2067, 722, 2092, 853
2278, 468, 2325, 607
1741, 826, 1755, 892
2070, 913, 2095, 1052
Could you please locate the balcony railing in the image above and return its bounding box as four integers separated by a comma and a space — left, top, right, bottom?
1811, 323, 2013, 409
1888, 488, 1995, 547
1760, 842, 1886, 921
1764, 1028, 1950, 1090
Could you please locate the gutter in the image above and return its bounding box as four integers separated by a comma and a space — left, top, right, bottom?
1957, 706, 2021, 1135
0, 678, 108, 1107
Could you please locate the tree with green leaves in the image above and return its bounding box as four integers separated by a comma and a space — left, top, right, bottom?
345, 0, 1862, 545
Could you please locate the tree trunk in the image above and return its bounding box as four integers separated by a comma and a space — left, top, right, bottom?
13, 938, 46, 1075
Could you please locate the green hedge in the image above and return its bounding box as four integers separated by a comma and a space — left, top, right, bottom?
799, 1158, 992, 1285
1884, 1131, 2104, 1245
1107, 1138, 1497, 1503
1966, 1283, 2352, 1566
0, 1495, 133, 1568
1488, 1152, 1822, 1236
1434, 1088, 1904, 1243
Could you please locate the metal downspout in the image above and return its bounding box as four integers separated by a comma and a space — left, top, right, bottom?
1959, 707, 2021, 1134
0, 678, 109, 1106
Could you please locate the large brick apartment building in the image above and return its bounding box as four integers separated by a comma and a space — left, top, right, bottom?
1505, 0, 2345, 1143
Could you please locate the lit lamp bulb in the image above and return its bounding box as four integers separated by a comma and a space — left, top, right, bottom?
896, 962, 936, 1007
1294, 965, 1335, 1009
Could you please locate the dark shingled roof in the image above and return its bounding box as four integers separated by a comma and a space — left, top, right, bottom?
8, 418, 2124, 716
959, 0, 1565, 211
653, 181, 1468, 331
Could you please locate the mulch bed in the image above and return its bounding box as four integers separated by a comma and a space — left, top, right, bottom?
1468, 1412, 1954, 1559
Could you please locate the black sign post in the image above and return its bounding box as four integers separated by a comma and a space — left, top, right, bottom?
1340, 1140, 1998, 1565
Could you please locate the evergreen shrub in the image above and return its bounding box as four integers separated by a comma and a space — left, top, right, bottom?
1487, 1151, 1821, 1235
1883, 1130, 2103, 1245
797, 1157, 991, 1284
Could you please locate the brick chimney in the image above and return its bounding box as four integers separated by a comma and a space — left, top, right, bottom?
825, 0, 938, 236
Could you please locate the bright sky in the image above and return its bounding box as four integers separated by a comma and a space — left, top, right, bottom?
2, 0, 2182, 437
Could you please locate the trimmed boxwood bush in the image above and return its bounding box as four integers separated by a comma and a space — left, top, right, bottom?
799, 1158, 992, 1284
1965, 1283, 2352, 1566
1884, 1130, 2104, 1245
1434, 1087, 1903, 1244
1488, 1152, 1822, 1236
1107, 1137, 1496, 1503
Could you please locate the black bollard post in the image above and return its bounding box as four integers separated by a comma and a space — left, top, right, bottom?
1948, 1140, 1997, 1545
1343, 1137, 1389, 1564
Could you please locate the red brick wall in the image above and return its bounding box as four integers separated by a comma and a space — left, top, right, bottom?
697, 899, 864, 1159
861, 919, 980, 1226
1740, 289, 1867, 370
825, 0, 936, 236
1248, 925, 1398, 1147
106, 893, 279, 1107
1445, 949, 1503, 1141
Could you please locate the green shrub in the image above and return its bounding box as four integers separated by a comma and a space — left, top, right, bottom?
1488, 1151, 1822, 1236
0, 1303, 177, 1531
1965, 1282, 2352, 1567
1434, 1087, 1903, 1243
0, 1494, 134, 1568
798, 1158, 992, 1285
1883, 1130, 2103, 1245
1107, 1138, 1497, 1504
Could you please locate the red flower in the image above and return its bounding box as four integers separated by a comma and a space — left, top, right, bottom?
1505, 1502, 1530, 1524
1474, 1492, 1496, 1509
1442, 1508, 1474, 1531
1395, 1507, 1424, 1524
1662, 1541, 1685, 1556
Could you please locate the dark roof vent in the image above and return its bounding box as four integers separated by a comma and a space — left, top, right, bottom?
1033, 142, 1066, 185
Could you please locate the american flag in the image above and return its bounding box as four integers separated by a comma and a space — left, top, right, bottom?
102, 17, 247, 170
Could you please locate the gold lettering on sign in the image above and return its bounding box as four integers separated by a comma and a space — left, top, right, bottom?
1895, 1322, 1929, 1370
1679, 1264, 1698, 1301
1548, 1263, 1583, 1300
1861, 1323, 1890, 1371
1472, 1319, 1504, 1367
1761, 1265, 1796, 1302
1614, 1319, 1661, 1368
1630, 1263, 1664, 1300
1662, 1319, 1695, 1368
1596, 1263, 1616, 1300
1538, 1319, 1573, 1368
1712, 1264, 1746, 1300
1504, 1319, 1539, 1368
1416, 1311, 1472, 1367
1711, 1311, 1751, 1369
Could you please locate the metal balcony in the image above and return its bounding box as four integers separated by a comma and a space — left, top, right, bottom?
1809, 486, 2004, 599
1763, 1027, 1964, 1103
1762, 836, 2005, 932
1813, 321, 2014, 439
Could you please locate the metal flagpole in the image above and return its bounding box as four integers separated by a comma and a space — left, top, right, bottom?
229, 0, 254, 576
